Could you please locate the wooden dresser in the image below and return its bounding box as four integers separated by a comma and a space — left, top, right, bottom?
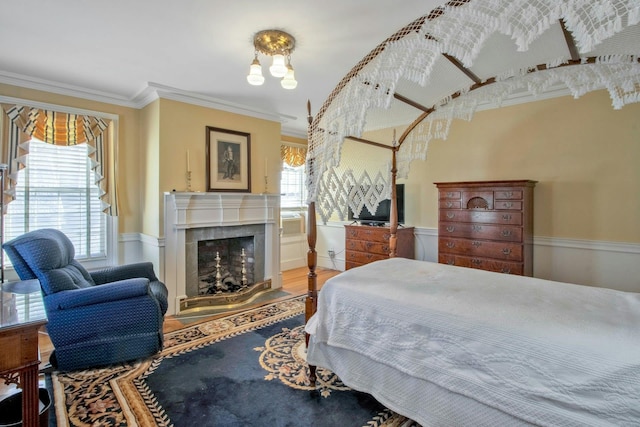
435, 180, 536, 276
345, 224, 415, 270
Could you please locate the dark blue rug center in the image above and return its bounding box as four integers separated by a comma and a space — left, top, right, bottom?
145, 315, 387, 427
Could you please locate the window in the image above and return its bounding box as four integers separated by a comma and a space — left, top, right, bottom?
280, 163, 307, 209
5, 138, 111, 266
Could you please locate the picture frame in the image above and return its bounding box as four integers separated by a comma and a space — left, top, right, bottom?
206, 126, 251, 192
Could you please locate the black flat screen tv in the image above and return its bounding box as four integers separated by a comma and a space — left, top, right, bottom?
348, 184, 405, 226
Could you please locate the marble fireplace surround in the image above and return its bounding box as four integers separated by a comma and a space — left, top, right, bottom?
164, 192, 281, 315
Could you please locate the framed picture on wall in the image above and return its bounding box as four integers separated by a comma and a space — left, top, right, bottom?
206, 126, 251, 192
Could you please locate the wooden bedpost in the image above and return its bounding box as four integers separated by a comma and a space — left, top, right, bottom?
305, 100, 318, 387
388, 130, 399, 258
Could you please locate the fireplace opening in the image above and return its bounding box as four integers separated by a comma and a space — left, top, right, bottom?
198, 236, 255, 295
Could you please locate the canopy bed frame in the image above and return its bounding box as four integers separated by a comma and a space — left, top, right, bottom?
303, 1, 640, 425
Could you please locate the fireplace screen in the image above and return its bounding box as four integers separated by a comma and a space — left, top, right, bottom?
197, 236, 255, 295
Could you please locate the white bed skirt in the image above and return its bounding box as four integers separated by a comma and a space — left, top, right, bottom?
308, 339, 536, 427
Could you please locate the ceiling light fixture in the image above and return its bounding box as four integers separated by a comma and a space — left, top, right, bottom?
247, 29, 297, 90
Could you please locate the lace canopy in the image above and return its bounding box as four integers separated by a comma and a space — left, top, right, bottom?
306, 0, 640, 223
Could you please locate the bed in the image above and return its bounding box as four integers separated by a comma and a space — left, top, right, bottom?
302, 1, 640, 426
305, 258, 640, 426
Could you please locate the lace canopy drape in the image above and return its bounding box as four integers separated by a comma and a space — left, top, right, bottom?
306, 0, 640, 224
1, 104, 119, 215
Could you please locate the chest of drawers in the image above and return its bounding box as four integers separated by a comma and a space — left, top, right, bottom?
435, 180, 536, 276
344, 224, 415, 270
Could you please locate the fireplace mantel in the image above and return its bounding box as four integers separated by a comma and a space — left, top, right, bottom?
164, 192, 281, 315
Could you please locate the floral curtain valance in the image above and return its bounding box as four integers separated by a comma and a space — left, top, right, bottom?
281, 144, 307, 167
1, 104, 118, 215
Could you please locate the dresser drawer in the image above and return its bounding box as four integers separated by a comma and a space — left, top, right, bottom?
495, 189, 523, 200
346, 239, 389, 255
439, 200, 461, 209
439, 190, 461, 200
346, 250, 387, 264
345, 226, 391, 242
439, 210, 522, 225
462, 191, 494, 209
495, 200, 523, 210
438, 254, 524, 275
439, 223, 523, 242
439, 237, 523, 261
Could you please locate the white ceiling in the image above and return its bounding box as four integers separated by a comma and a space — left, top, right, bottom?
0, 0, 442, 138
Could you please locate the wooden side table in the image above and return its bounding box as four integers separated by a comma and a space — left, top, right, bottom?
0, 280, 47, 427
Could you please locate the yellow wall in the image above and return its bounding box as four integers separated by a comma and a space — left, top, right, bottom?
0, 85, 284, 239
139, 99, 161, 237
403, 90, 640, 242
4, 82, 637, 244
154, 99, 282, 236
282, 135, 306, 145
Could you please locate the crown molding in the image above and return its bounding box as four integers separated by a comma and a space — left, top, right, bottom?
0, 71, 298, 128
132, 82, 296, 124
0, 70, 136, 107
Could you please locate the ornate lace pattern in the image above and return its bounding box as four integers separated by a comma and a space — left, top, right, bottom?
307, 0, 640, 222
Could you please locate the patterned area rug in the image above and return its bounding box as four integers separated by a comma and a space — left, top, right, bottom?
51, 296, 419, 426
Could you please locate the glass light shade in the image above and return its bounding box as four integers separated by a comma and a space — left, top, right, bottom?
281, 66, 298, 89
269, 54, 288, 78
246, 59, 264, 86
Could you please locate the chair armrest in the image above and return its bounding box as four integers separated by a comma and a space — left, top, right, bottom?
46, 278, 150, 310
90, 262, 158, 285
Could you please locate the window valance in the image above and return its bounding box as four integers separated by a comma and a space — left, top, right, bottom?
1, 104, 119, 215
280, 144, 307, 167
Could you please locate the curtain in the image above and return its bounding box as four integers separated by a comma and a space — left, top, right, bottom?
0, 104, 119, 215
280, 144, 307, 167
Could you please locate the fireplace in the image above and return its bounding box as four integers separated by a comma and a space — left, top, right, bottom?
164, 192, 281, 315
197, 235, 255, 295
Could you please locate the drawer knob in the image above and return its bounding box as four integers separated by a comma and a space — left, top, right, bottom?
446, 201, 454, 208
472, 241, 482, 247
446, 212, 455, 219
503, 202, 513, 208
471, 259, 482, 265
501, 268, 512, 274
446, 226, 455, 232
501, 229, 512, 237
446, 242, 455, 248
503, 191, 513, 198
472, 225, 482, 232
502, 214, 512, 221
447, 260, 455, 265
447, 192, 454, 198
502, 248, 512, 255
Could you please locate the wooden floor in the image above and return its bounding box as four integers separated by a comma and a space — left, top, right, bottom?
0, 266, 339, 400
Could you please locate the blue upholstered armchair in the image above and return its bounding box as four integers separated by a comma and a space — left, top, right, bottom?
3, 229, 169, 372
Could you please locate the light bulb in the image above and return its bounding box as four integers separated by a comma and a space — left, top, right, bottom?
281, 65, 297, 89
247, 57, 264, 86
269, 54, 287, 78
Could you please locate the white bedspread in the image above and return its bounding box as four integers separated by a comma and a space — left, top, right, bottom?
306, 258, 640, 426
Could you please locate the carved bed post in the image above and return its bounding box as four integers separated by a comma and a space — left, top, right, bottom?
388, 130, 398, 258
305, 100, 318, 387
